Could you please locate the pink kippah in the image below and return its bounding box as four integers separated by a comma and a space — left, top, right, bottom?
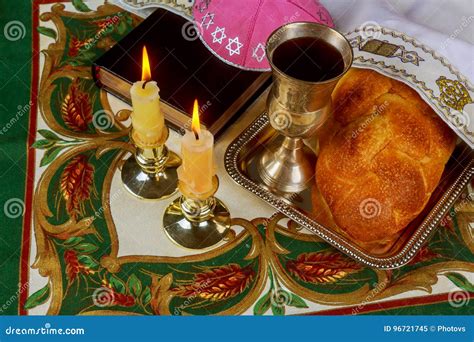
193, 0, 334, 71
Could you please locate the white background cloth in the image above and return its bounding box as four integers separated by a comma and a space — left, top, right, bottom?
321, 0, 474, 81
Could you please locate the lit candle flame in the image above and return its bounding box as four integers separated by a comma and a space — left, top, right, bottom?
141, 46, 151, 81
191, 99, 200, 140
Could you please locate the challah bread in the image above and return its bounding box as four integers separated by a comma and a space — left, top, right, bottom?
315, 68, 456, 248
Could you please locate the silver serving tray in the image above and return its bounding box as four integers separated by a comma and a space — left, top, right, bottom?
225, 113, 474, 269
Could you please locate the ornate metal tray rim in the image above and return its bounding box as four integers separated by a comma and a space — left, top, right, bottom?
224, 114, 474, 269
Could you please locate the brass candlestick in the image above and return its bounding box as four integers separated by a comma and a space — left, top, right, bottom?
162, 176, 231, 249
121, 126, 181, 200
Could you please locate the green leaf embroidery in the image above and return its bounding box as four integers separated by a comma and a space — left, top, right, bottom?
127, 274, 142, 297
68, 60, 81, 67
76, 50, 96, 63
38, 129, 61, 141
268, 266, 275, 288
109, 275, 126, 294
24, 284, 50, 310
31, 139, 54, 149
141, 286, 152, 305
63, 236, 84, 247
40, 146, 66, 167
116, 21, 128, 35
72, 0, 92, 12
37, 26, 57, 39
253, 291, 272, 315
271, 303, 285, 316
288, 294, 308, 308
446, 272, 474, 292
74, 243, 98, 254
77, 255, 99, 269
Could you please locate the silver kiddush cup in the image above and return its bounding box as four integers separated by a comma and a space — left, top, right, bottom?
257, 22, 353, 193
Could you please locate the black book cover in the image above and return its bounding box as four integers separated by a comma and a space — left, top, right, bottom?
92, 8, 270, 137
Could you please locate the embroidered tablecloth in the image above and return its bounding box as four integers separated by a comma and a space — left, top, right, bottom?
0, 0, 473, 316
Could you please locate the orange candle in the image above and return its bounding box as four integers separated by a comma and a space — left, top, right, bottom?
177, 99, 215, 197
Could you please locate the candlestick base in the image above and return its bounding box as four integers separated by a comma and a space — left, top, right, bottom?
121, 127, 181, 200
162, 176, 231, 249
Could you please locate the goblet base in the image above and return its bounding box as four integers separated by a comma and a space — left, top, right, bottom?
257, 136, 316, 193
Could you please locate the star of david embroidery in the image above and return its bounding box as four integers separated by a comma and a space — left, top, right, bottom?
394, 47, 424, 66
317, 10, 329, 24
252, 43, 266, 62
196, 0, 210, 13
226, 37, 243, 56
201, 12, 215, 30
211, 26, 226, 44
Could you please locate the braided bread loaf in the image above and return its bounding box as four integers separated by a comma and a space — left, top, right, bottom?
315, 68, 456, 247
